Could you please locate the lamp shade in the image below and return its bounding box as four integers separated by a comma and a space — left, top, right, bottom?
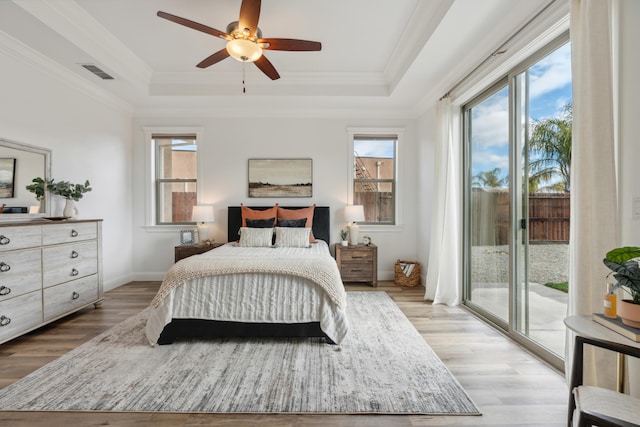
192, 205, 215, 223
344, 205, 364, 223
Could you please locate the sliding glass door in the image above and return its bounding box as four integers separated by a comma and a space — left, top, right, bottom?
464, 37, 571, 367
465, 83, 511, 325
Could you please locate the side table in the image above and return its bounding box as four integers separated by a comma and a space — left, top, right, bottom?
175, 242, 224, 263
335, 243, 377, 287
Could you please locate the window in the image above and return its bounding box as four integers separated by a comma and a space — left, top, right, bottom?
352, 134, 397, 225
153, 134, 198, 225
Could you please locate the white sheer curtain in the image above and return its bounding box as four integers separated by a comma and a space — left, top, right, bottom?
425, 97, 462, 305
566, 0, 618, 388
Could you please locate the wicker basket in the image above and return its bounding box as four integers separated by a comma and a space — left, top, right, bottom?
394, 260, 421, 287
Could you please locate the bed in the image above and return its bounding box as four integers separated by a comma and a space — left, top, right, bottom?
145, 205, 349, 346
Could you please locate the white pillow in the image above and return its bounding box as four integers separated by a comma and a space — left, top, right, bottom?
239, 227, 273, 247
274, 227, 311, 248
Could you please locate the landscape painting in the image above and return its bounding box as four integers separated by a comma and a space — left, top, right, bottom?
248, 159, 312, 198
0, 158, 16, 198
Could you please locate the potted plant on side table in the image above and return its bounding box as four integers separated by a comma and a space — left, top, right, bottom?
603, 246, 640, 328
48, 180, 92, 219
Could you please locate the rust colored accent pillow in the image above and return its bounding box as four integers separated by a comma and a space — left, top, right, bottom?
241, 204, 278, 227
277, 205, 316, 242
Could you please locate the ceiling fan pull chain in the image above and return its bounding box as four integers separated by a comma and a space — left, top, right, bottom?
242, 62, 246, 94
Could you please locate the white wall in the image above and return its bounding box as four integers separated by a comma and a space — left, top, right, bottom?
416, 105, 437, 286
617, 0, 640, 397
0, 49, 133, 291
131, 115, 421, 280
618, 0, 640, 246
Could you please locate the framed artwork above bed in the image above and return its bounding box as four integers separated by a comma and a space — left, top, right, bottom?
248, 158, 312, 198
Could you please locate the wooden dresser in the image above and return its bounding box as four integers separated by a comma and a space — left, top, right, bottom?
335, 244, 377, 287
0, 219, 103, 345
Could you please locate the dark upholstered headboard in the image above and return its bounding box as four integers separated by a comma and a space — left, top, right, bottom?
227, 206, 330, 244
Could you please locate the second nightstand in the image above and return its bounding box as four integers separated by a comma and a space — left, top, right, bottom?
335, 243, 377, 287
174, 242, 224, 263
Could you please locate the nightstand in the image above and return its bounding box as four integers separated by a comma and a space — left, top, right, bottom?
174, 242, 224, 262
335, 244, 377, 287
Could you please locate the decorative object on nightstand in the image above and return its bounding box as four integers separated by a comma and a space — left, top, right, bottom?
340, 229, 348, 247
175, 242, 224, 263
335, 243, 377, 287
192, 205, 215, 244
344, 204, 364, 246
179, 230, 195, 246
362, 235, 372, 246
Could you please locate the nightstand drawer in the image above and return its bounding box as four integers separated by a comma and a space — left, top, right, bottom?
340, 264, 374, 280
340, 249, 373, 262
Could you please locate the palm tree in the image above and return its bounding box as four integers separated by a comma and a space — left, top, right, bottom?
472, 167, 508, 188
527, 103, 572, 193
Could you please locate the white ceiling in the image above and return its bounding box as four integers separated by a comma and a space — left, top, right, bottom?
0, 0, 552, 116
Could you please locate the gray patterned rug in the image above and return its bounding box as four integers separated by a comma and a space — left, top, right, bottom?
0, 291, 479, 415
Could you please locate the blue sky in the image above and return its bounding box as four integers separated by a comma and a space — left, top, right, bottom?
471, 42, 572, 184
354, 139, 395, 158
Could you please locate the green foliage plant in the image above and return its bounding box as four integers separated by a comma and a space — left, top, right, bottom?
25, 177, 53, 201
48, 180, 92, 201
603, 246, 640, 304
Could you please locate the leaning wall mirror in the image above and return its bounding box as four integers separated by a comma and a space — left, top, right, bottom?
0, 137, 51, 218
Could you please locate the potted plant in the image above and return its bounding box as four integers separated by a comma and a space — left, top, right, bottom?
48, 179, 92, 218
603, 246, 640, 328
340, 229, 349, 246
25, 177, 53, 213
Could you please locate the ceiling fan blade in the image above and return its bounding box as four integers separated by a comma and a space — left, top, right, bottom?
238, 0, 261, 37
259, 38, 322, 51
196, 49, 230, 68
157, 11, 229, 40
254, 55, 280, 80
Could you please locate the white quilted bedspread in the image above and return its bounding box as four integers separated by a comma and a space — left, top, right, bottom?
145, 241, 349, 345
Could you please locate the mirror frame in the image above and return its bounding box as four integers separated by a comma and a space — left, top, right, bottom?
0, 137, 51, 219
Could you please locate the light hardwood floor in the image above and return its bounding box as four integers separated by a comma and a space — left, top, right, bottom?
0, 281, 569, 426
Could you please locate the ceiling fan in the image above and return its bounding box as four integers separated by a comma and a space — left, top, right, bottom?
157, 0, 321, 81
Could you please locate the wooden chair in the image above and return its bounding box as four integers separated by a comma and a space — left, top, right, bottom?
568, 335, 640, 427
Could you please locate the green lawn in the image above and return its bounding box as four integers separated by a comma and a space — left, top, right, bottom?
544, 281, 568, 293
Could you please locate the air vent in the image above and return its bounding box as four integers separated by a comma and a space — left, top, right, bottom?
81, 64, 114, 80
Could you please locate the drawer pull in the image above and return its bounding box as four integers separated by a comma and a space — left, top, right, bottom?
0, 315, 10, 327
70, 250, 79, 259
70, 268, 79, 277
70, 230, 79, 238
0, 235, 10, 245
72, 291, 80, 300
0, 262, 10, 273
0, 286, 10, 296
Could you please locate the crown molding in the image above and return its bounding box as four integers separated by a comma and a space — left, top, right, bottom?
384, 0, 455, 93
0, 28, 132, 114
13, 0, 152, 89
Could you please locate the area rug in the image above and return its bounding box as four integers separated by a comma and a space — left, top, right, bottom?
0, 291, 479, 415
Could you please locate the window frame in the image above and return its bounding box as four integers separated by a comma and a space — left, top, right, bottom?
143, 127, 204, 229
347, 127, 403, 229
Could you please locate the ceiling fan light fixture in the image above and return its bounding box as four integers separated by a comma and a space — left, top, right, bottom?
226, 38, 262, 62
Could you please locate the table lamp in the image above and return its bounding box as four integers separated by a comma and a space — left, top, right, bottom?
344, 205, 364, 246
192, 205, 215, 244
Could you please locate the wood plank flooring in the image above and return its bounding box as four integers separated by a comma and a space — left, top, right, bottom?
0, 281, 569, 426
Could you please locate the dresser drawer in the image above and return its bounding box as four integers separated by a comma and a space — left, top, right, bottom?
42, 222, 97, 246
340, 249, 374, 263
42, 241, 98, 288
0, 291, 43, 343
43, 275, 98, 321
0, 248, 42, 302
0, 225, 42, 252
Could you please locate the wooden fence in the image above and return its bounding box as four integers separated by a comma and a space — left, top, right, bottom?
471, 189, 570, 245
